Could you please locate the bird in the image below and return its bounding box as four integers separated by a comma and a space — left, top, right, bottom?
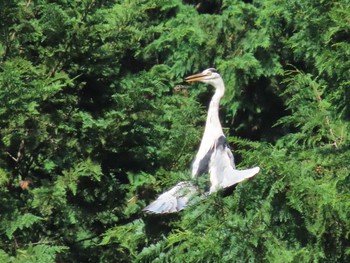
143, 68, 260, 214
186, 68, 260, 193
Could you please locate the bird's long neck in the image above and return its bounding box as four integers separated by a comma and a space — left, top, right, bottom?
209, 80, 225, 112
206, 78, 225, 131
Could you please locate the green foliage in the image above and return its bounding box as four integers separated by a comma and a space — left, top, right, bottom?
0, 0, 349, 262
100, 219, 146, 261
0, 245, 68, 263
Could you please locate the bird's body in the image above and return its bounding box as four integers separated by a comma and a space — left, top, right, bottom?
143, 68, 260, 214
190, 70, 227, 179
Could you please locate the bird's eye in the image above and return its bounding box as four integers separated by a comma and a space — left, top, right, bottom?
206, 71, 212, 76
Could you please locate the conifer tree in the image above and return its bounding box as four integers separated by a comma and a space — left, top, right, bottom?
0, 0, 349, 262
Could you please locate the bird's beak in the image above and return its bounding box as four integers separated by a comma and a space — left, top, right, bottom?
185, 72, 206, 83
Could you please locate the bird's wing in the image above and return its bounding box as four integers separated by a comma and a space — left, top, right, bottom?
209, 136, 259, 193
221, 166, 260, 189
143, 182, 198, 214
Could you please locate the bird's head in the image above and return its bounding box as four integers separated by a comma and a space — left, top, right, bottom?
185, 68, 222, 87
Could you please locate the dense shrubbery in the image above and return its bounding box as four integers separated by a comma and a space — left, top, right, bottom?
0, 0, 349, 262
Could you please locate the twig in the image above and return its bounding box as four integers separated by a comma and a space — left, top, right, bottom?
6, 139, 25, 163
325, 115, 338, 148
74, 234, 100, 243
6, 151, 19, 162
31, 241, 53, 246
312, 82, 338, 148
14, 236, 19, 249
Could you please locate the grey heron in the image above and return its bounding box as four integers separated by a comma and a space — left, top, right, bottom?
143, 68, 260, 214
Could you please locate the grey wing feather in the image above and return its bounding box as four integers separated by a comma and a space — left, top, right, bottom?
143, 182, 198, 214
193, 148, 213, 176
209, 136, 259, 193
221, 166, 260, 188
191, 147, 214, 177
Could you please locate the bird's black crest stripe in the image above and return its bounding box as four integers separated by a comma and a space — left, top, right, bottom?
208, 68, 219, 74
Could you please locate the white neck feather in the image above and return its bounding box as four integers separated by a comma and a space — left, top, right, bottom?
194, 77, 226, 153
209, 78, 225, 110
